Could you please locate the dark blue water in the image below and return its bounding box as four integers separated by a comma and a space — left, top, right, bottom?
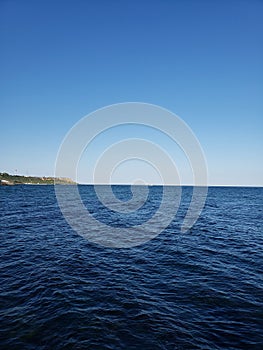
1, 185, 263, 349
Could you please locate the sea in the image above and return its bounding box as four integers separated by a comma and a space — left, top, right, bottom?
0, 185, 262, 349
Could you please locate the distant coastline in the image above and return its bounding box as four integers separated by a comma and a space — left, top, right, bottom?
0, 172, 75, 186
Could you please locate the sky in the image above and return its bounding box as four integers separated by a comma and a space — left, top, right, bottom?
0, 0, 262, 186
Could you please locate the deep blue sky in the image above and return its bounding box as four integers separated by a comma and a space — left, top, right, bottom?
1, 0, 262, 185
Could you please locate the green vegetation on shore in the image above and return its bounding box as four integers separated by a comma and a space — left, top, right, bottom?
0, 172, 76, 185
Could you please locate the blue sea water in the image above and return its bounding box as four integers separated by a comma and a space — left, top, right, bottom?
0, 185, 263, 349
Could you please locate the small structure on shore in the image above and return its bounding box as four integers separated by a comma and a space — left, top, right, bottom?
0, 179, 14, 186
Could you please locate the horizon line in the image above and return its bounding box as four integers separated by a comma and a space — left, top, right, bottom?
76, 183, 263, 188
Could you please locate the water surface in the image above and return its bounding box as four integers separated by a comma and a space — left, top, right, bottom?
0, 185, 262, 349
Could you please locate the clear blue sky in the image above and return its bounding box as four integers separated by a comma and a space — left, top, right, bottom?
0, 0, 262, 186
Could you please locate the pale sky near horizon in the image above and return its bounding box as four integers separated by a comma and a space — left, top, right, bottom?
0, 0, 262, 186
